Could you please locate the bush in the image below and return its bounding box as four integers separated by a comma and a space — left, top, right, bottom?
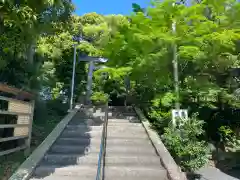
34, 98, 69, 126
147, 93, 174, 133
91, 91, 109, 105
148, 108, 171, 133
218, 125, 240, 152
45, 99, 69, 117
162, 114, 209, 172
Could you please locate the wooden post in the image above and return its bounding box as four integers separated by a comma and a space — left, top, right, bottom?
24, 100, 35, 156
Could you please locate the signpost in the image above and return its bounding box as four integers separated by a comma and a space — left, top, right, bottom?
172, 109, 188, 126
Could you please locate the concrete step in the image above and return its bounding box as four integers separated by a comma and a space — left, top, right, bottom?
63, 128, 102, 134
106, 141, 153, 149
108, 119, 140, 123
106, 146, 156, 155
105, 177, 168, 180
55, 137, 101, 146
42, 154, 99, 166
65, 125, 103, 131
104, 176, 168, 180
104, 166, 167, 179
107, 135, 149, 140
105, 156, 162, 167
121, 112, 136, 115
106, 138, 152, 146
49, 144, 100, 154
33, 165, 97, 178
108, 116, 138, 121
68, 119, 104, 126
107, 127, 146, 134
30, 175, 95, 180
109, 106, 134, 111
71, 114, 92, 120
107, 128, 146, 136
109, 107, 134, 112
107, 122, 142, 127
107, 132, 149, 139
61, 130, 102, 138
107, 124, 143, 129
109, 112, 137, 117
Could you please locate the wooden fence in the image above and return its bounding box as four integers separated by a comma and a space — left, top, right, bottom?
0, 84, 34, 156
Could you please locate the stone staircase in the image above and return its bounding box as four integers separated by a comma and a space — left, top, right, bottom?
104, 106, 169, 180
29, 107, 106, 180
10, 106, 173, 180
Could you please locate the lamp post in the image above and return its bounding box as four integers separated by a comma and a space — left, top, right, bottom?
69, 44, 77, 110
69, 36, 84, 111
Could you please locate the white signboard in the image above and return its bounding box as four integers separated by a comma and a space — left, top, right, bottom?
172, 109, 188, 126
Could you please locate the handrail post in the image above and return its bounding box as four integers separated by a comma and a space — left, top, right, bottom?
96, 103, 108, 180
103, 103, 108, 179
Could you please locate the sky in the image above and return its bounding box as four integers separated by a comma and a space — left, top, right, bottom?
72, 0, 150, 15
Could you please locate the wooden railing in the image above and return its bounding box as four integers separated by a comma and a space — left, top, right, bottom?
0, 96, 34, 156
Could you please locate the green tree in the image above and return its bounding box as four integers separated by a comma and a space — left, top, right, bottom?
0, 0, 74, 91
102, 0, 240, 170
105, 0, 240, 109
36, 13, 123, 100
132, 3, 145, 13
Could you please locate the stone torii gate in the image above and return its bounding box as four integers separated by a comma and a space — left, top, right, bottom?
78, 55, 108, 104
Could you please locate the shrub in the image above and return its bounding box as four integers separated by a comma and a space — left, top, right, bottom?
91, 91, 109, 105
148, 93, 175, 133
148, 108, 171, 133
218, 125, 240, 152
162, 114, 209, 172
46, 99, 69, 117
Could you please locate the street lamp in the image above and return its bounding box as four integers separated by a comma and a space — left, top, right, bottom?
69, 36, 84, 110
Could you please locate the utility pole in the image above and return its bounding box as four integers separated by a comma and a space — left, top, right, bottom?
172, 2, 180, 109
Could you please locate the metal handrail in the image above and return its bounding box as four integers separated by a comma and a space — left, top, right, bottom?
96, 104, 108, 180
